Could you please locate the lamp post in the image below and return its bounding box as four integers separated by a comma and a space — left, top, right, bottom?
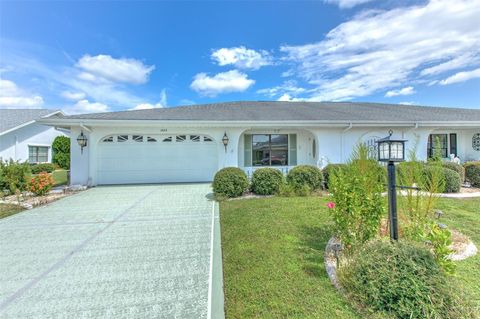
376, 130, 407, 241
222, 132, 229, 153
76, 131, 88, 154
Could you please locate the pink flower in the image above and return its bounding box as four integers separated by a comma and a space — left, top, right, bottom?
327, 202, 335, 209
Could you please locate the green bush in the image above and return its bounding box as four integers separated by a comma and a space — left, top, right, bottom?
322, 164, 347, 190
52, 136, 70, 169
422, 165, 446, 194
330, 144, 385, 248
338, 240, 475, 319
286, 165, 323, 193
251, 168, 284, 195
0, 159, 31, 194
442, 162, 465, 182
464, 161, 480, 187
212, 167, 249, 198
31, 163, 56, 174
443, 168, 461, 193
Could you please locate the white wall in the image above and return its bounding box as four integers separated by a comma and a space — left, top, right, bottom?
67, 124, 480, 186
0, 123, 66, 163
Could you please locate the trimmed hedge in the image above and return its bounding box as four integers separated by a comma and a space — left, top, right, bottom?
212, 167, 249, 198
52, 136, 70, 169
443, 168, 461, 193
464, 162, 480, 187
338, 240, 474, 319
251, 168, 284, 195
31, 163, 56, 174
442, 162, 465, 183
322, 164, 347, 190
286, 165, 323, 192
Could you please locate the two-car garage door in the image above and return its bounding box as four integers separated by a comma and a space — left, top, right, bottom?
97, 134, 218, 185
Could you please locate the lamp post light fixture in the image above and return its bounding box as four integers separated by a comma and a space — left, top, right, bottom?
376, 130, 407, 241
76, 131, 88, 154
222, 132, 229, 153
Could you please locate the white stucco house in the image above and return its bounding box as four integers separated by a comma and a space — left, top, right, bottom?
0, 109, 66, 164
39, 101, 480, 186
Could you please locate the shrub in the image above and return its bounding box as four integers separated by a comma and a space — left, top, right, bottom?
52, 136, 70, 169
464, 161, 480, 187
338, 240, 474, 319
251, 168, 284, 195
31, 163, 56, 174
422, 164, 446, 194
0, 159, 31, 194
212, 167, 249, 198
286, 165, 323, 193
442, 162, 465, 182
442, 168, 461, 193
330, 144, 385, 248
29, 172, 55, 196
322, 164, 347, 190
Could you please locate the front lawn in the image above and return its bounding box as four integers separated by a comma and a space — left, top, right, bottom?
0, 203, 24, 219
51, 169, 68, 186
220, 196, 480, 318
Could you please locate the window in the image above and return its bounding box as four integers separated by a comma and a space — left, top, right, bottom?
252, 134, 288, 166
176, 135, 186, 142
147, 136, 157, 142
428, 134, 448, 158
133, 135, 143, 142
117, 135, 128, 142
190, 135, 200, 142
204, 136, 213, 142
29, 146, 48, 163
162, 136, 172, 142
102, 136, 114, 142
450, 133, 457, 156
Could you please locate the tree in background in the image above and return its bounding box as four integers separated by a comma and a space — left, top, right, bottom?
52, 136, 70, 169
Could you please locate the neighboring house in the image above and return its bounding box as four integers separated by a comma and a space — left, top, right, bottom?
0, 109, 66, 164
39, 101, 480, 186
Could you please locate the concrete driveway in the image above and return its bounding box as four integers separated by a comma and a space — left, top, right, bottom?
0, 184, 223, 319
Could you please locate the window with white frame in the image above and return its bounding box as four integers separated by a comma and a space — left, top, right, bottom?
29, 146, 48, 163
252, 134, 288, 166
428, 133, 457, 158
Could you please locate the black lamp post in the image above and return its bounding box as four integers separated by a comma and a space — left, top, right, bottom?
376, 130, 407, 241
76, 131, 88, 154
222, 132, 229, 153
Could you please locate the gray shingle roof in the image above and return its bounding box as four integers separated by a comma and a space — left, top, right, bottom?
61, 101, 480, 122
0, 109, 61, 134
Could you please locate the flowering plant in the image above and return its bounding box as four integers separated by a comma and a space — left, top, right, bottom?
29, 172, 55, 196
327, 202, 336, 209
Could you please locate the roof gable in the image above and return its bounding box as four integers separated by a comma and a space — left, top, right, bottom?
0, 109, 62, 135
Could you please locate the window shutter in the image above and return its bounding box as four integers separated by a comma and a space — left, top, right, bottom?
244, 134, 252, 166
449, 133, 457, 156
289, 134, 297, 166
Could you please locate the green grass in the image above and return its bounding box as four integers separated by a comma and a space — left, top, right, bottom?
220, 196, 480, 318
51, 169, 68, 186
0, 203, 24, 219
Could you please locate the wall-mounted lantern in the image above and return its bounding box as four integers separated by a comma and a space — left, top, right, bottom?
77, 131, 88, 154
222, 132, 229, 153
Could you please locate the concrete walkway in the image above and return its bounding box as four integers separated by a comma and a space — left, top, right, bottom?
0, 184, 224, 319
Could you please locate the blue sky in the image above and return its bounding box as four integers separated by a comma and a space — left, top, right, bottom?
0, 0, 479, 114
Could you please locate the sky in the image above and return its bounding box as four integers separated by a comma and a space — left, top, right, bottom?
0, 0, 479, 114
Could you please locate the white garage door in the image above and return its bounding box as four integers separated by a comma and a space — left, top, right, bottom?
97, 134, 218, 185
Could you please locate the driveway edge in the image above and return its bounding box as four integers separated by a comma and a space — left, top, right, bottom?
210, 202, 225, 319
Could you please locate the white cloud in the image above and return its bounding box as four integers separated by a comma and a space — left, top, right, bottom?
0, 79, 44, 108
61, 90, 86, 101
257, 80, 307, 99
420, 54, 480, 76
324, 0, 375, 9
385, 86, 415, 97
211, 46, 272, 70
130, 89, 168, 110
439, 68, 480, 85
190, 70, 255, 97
76, 54, 155, 84
399, 101, 415, 105
281, 0, 480, 101
62, 99, 110, 115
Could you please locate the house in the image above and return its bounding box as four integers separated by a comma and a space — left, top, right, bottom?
39, 101, 480, 186
0, 109, 66, 164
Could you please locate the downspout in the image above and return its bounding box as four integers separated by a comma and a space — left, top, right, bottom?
341, 123, 353, 162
